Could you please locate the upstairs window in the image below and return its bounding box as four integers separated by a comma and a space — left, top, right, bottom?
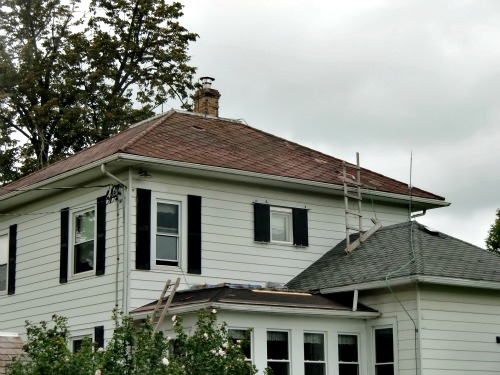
73, 208, 96, 274
156, 201, 180, 266
254, 203, 308, 246
271, 207, 292, 243
304, 332, 326, 375
374, 327, 394, 375
0, 234, 8, 292
339, 334, 359, 375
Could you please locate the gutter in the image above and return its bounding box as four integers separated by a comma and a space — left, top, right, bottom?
320, 275, 500, 294
129, 301, 381, 321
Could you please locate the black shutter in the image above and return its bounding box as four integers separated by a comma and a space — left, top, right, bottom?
293, 208, 309, 246
254, 203, 270, 242
136, 189, 151, 270
60, 208, 69, 283
187, 195, 202, 274
7, 224, 17, 295
96, 196, 106, 276
94, 325, 104, 348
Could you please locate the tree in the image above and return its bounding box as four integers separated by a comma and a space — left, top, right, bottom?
486, 209, 500, 254
0, 0, 197, 181
8, 310, 268, 375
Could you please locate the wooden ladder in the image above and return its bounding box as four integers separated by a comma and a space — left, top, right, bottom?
343, 153, 363, 254
343, 153, 382, 254
152, 277, 180, 333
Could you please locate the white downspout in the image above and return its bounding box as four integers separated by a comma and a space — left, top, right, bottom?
125, 168, 133, 315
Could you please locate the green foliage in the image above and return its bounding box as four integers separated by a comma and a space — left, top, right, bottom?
8, 310, 265, 375
486, 209, 500, 254
0, 0, 197, 180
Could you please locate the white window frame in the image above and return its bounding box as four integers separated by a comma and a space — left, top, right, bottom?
270, 207, 293, 244
151, 193, 187, 269
70, 205, 97, 277
304, 331, 327, 375
0, 231, 9, 295
267, 329, 291, 375
228, 328, 253, 364
372, 325, 396, 375
338, 333, 359, 375
70, 334, 93, 353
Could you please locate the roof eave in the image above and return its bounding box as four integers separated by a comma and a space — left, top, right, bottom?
129, 301, 381, 321
121, 154, 449, 209
319, 275, 500, 294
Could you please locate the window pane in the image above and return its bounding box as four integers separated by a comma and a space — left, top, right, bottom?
267, 362, 289, 375
72, 339, 84, 353
304, 333, 325, 361
339, 364, 359, 375
157, 203, 179, 235
339, 335, 358, 362
375, 364, 394, 375
75, 210, 95, 244
75, 241, 94, 273
375, 328, 394, 363
0, 235, 7, 291
156, 235, 178, 261
305, 363, 326, 375
267, 331, 289, 360
271, 213, 289, 242
229, 329, 252, 360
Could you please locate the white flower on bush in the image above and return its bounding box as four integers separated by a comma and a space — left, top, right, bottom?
166, 336, 171, 341
212, 309, 217, 314
97, 347, 104, 353
210, 349, 216, 354
95, 370, 102, 375
217, 349, 226, 357
162, 357, 169, 366
222, 342, 228, 349
203, 332, 209, 339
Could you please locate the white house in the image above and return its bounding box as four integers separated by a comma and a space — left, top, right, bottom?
2, 80, 497, 375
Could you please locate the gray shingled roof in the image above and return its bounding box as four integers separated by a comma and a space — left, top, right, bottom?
286, 221, 500, 292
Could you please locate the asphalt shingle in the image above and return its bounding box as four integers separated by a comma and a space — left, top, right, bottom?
286, 221, 500, 291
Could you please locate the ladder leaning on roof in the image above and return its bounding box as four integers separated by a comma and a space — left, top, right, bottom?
343, 153, 381, 254
152, 277, 181, 333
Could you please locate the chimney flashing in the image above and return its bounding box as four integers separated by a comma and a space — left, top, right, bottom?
193, 77, 221, 117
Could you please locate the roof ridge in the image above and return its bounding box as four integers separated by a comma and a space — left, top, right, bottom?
121, 111, 176, 152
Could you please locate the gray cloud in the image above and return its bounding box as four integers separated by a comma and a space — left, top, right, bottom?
177, 0, 500, 247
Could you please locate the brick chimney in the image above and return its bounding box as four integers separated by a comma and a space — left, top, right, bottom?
193, 77, 221, 117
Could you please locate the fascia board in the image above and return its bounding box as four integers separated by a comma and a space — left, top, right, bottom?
0, 152, 448, 209
129, 301, 380, 321
320, 275, 500, 294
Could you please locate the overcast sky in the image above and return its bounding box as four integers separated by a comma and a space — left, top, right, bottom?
171, 0, 499, 248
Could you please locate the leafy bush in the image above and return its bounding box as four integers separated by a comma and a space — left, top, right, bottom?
8, 310, 269, 375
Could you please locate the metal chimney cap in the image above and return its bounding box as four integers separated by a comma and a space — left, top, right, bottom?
200, 76, 215, 89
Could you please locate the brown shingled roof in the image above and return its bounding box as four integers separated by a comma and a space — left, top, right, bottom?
0, 110, 443, 200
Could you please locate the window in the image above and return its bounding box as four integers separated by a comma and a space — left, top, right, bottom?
136, 190, 202, 273
155, 201, 180, 266
229, 329, 252, 364
267, 330, 290, 375
73, 208, 96, 274
254, 203, 308, 246
271, 207, 292, 243
0, 234, 8, 292
374, 327, 394, 375
71, 337, 89, 353
339, 334, 359, 375
304, 332, 326, 375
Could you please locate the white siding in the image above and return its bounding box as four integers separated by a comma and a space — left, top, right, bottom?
419, 284, 500, 375
129, 172, 410, 309
0, 181, 125, 343
360, 285, 419, 375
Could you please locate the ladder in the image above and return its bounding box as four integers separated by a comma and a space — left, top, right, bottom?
343, 153, 363, 254
152, 277, 180, 333
343, 153, 382, 254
